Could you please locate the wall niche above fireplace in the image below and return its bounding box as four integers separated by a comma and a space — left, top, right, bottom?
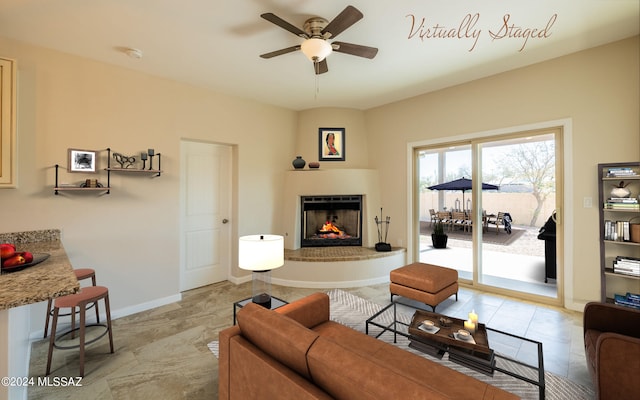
301, 195, 362, 247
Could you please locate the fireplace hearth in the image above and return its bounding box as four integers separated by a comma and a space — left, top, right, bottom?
301, 195, 362, 247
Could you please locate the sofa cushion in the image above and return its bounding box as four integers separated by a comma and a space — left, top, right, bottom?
237, 302, 319, 379
228, 335, 333, 400
313, 320, 387, 355
276, 292, 330, 328
307, 336, 451, 400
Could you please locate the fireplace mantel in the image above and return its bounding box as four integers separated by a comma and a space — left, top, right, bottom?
282, 169, 381, 250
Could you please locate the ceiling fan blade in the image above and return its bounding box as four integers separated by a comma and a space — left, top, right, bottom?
260, 45, 301, 59
261, 13, 307, 38
332, 42, 378, 59
321, 5, 363, 39
314, 59, 329, 75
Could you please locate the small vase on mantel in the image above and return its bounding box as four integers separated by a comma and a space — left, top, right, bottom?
292, 156, 306, 169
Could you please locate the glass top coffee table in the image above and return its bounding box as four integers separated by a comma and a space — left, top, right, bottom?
232, 296, 288, 325
366, 302, 545, 399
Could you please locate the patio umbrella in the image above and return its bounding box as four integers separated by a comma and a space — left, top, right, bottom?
427, 177, 499, 210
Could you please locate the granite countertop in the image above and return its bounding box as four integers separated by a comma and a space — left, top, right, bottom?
0, 235, 79, 310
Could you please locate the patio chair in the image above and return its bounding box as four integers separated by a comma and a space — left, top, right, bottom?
464, 210, 478, 232
436, 211, 453, 231
487, 211, 506, 234
429, 209, 439, 226
451, 211, 470, 232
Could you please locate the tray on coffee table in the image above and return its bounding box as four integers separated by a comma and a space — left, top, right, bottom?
408, 309, 494, 374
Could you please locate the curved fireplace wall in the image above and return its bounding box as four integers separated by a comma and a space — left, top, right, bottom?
301, 195, 363, 247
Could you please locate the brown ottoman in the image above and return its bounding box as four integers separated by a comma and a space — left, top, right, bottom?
390, 263, 458, 312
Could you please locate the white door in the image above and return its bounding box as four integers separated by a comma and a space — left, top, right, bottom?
180, 140, 231, 291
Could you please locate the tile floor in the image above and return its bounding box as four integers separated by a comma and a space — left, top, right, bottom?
27, 280, 592, 399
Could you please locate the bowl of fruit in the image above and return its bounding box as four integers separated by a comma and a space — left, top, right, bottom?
1, 243, 50, 273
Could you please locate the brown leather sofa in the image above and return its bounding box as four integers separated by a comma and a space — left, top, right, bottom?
583, 302, 640, 400
219, 292, 518, 400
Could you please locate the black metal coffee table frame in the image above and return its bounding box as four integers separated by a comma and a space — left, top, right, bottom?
365, 297, 546, 400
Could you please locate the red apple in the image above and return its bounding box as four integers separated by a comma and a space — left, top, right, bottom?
0, 243, 16, 259
2, 254, 25, 268
17, 251, 33, 263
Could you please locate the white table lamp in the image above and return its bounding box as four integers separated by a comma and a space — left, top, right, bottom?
238, 234, 284, 308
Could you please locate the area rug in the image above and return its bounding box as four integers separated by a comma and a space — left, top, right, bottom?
420, 222, 526, 246
209, 289, 594, 400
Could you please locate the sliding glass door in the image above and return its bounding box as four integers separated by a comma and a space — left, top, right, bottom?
416, 129, 562, 302
418, 145, 473, 281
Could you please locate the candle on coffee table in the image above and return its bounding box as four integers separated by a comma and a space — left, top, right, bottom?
464, 319, 476, 334
469, 310, 478, 325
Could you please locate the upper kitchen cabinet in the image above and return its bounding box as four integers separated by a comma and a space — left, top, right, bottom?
0, 57, 17, 188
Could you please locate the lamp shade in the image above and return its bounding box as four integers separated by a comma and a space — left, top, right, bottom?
238, 234, 284, 271
300, 38, 332, 62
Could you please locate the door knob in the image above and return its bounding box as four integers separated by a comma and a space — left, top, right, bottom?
222, 219, 229, 224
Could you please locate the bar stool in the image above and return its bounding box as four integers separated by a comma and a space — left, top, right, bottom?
44, 268, 98, 338
46, 285, 114, 377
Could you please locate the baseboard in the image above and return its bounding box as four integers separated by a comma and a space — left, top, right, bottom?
30, 293, 183, 341
227, 274, 251, 285
110, 293, 182, 320
271, 275, 390, 289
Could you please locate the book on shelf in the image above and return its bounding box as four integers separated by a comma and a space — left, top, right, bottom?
608, 198, 639, 204
615, 255, 640, 262
604, 203, 640, 210
613, 267, 640, 277
606, 167, 639, 177
627, 292, 640, 302
613, 256, 640, 276
614, 293, 640, 310
604, 220, 634, 241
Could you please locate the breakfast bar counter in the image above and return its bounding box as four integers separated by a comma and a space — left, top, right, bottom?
0, 229, 79, 400
0, 239, 79, 310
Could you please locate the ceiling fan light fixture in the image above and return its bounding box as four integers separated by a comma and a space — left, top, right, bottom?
301, 38, 332, 62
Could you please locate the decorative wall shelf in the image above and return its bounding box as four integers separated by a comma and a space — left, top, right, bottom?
106, 147, 162, 177
54, 164, 110, 195
105, 167, 163, 175
53, 147, 162, 195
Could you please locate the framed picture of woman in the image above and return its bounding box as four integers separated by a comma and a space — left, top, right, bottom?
318, 128, 345, 161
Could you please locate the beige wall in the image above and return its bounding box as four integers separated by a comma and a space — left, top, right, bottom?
0, 34, 638, 328
365, 36, 639, 309
0, 37, 297, 329
295, 108, 369, 168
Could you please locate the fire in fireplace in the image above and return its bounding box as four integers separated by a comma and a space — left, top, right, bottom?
301, 195, 363, 247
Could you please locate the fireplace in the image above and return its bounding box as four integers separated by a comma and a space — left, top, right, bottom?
300, 195, 363, 247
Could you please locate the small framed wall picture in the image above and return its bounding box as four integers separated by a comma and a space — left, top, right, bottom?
319, 128, 345, 162
68, 148, 97, 173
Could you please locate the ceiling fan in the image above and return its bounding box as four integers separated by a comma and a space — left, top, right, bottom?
259, 5, 378, 75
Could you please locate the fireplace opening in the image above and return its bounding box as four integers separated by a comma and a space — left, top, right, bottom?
301, 195, 363, 247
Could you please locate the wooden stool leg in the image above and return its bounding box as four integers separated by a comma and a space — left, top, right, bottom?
92, 275, 100, 323
94, 296, 100, 325
46, 308, 60, 375
79, 303, 86, 377
70, 306, 76, 340
44, 298, 53, 338
105, 294, 114, 353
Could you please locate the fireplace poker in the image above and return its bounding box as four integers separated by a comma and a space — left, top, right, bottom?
374, 208, 392, 252
384, 216, 390, 243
